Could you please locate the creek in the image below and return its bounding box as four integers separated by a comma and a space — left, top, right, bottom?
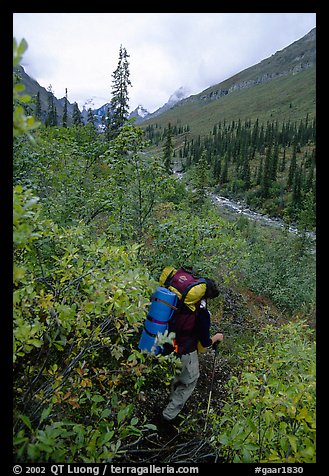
174, 171, 316, 242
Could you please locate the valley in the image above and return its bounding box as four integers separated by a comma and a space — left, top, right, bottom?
13, 26, 317, 465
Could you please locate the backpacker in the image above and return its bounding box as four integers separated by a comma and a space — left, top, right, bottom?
138, 267, 207, 355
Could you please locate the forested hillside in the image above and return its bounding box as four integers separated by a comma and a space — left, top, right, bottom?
13, 39, 316, 464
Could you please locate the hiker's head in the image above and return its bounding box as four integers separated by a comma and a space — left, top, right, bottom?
204, 278, 220, 299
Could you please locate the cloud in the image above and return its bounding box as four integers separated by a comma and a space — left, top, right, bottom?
13, 12, 316, 113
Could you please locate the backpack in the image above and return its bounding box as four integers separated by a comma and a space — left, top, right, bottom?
138, 267, 206, 355
163, 267, 207, 311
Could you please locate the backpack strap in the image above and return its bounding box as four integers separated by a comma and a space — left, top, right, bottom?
151, 295, 178, 310
164, 269, 176, 287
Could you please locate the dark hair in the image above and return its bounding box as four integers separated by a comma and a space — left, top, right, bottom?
204, 278, 220, 299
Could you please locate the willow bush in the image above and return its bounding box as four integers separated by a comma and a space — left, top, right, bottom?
211, 320, 316, 463
13, 184, 166, 462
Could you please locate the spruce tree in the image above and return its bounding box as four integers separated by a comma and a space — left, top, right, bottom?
87, 108, 96, 129
298, 190, 316, 232
221, 155, 229, 184
241, 152, 251, 189
288, 145, 297, 188
105, 105, 112, 141
292, 165, 302, 211
270, 140, 279, 182
261, 144, 272, 198
280, 147, 286, 172
34, 91, 42, 121
213, 156, 221, 183
257, 156, 263, 186
72, 102, 83, 126
62, 88, 68, 128
45, 84, 58, 127
163, 123, 174, 173
192, 152, 209, 204
110, 45, 132, 138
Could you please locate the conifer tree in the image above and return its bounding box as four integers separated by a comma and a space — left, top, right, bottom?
45, 84, 58, 127
213, 156, 221, 183
163, 123, 174, 173
192, 152, 209, 204
241, 152, 251, 189
298, 190, 316, 232
305, 163, 315, 193
261, 144, 272, 197
280, 147, 286, 172
62, 88, 68, 128
105, 105, 112, 141
34, 91, 42, 121
288, 145, 297, 188
72, 102, 83, 126
256, 156, 263, 186
110, 45, 132, 138
221, 155, 229, 184
270, 140, 279, 182
87, 108, 96, 128
251, 118, 259, 158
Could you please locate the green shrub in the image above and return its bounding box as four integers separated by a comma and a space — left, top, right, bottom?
242, 228, 315, 315
13, 186, 163, 462
212, 320, 316, 463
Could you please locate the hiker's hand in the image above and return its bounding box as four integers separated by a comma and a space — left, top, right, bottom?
211, 333, 224, 345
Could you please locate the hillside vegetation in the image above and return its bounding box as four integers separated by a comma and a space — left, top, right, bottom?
143, 67, 316, 139
142, 67, 316, 229
13, 39, 316, 464
140, 29, 316, 231
142, 27, 316, 138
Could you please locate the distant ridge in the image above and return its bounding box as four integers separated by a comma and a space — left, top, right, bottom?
15, 28, 315, 132
141, 28, 316, 138
183, 27, 316, 106
14, 64, 76, 125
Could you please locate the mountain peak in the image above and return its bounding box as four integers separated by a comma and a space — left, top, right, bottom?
129, 104, 150, 122
167, 86, 191, 104
140, 85, 190, 122
136, 104, 150, 118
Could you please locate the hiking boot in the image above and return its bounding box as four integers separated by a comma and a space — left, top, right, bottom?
163, 415, 181, 426
153, 412, 180, 437
160, 419, 179, 437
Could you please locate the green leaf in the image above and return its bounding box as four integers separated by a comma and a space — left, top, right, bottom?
91, 394, 105, 403
287, 434, 298, 454
99, 430, 114, 445
117, 408, 128, 425
144, 423, 157, 431
20, 414, 32, 430
40, 405, 52, 423
100, 409, 111, 419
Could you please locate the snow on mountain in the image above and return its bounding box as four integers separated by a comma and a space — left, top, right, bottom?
136, 105, 149, 118
88, 85, 190, 126
129, 104, 150, 122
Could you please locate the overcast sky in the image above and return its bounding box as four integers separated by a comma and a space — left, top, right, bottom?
13, 13, 316, 113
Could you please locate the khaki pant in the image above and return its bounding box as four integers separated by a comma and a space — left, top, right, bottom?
162, 350, 200, 421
